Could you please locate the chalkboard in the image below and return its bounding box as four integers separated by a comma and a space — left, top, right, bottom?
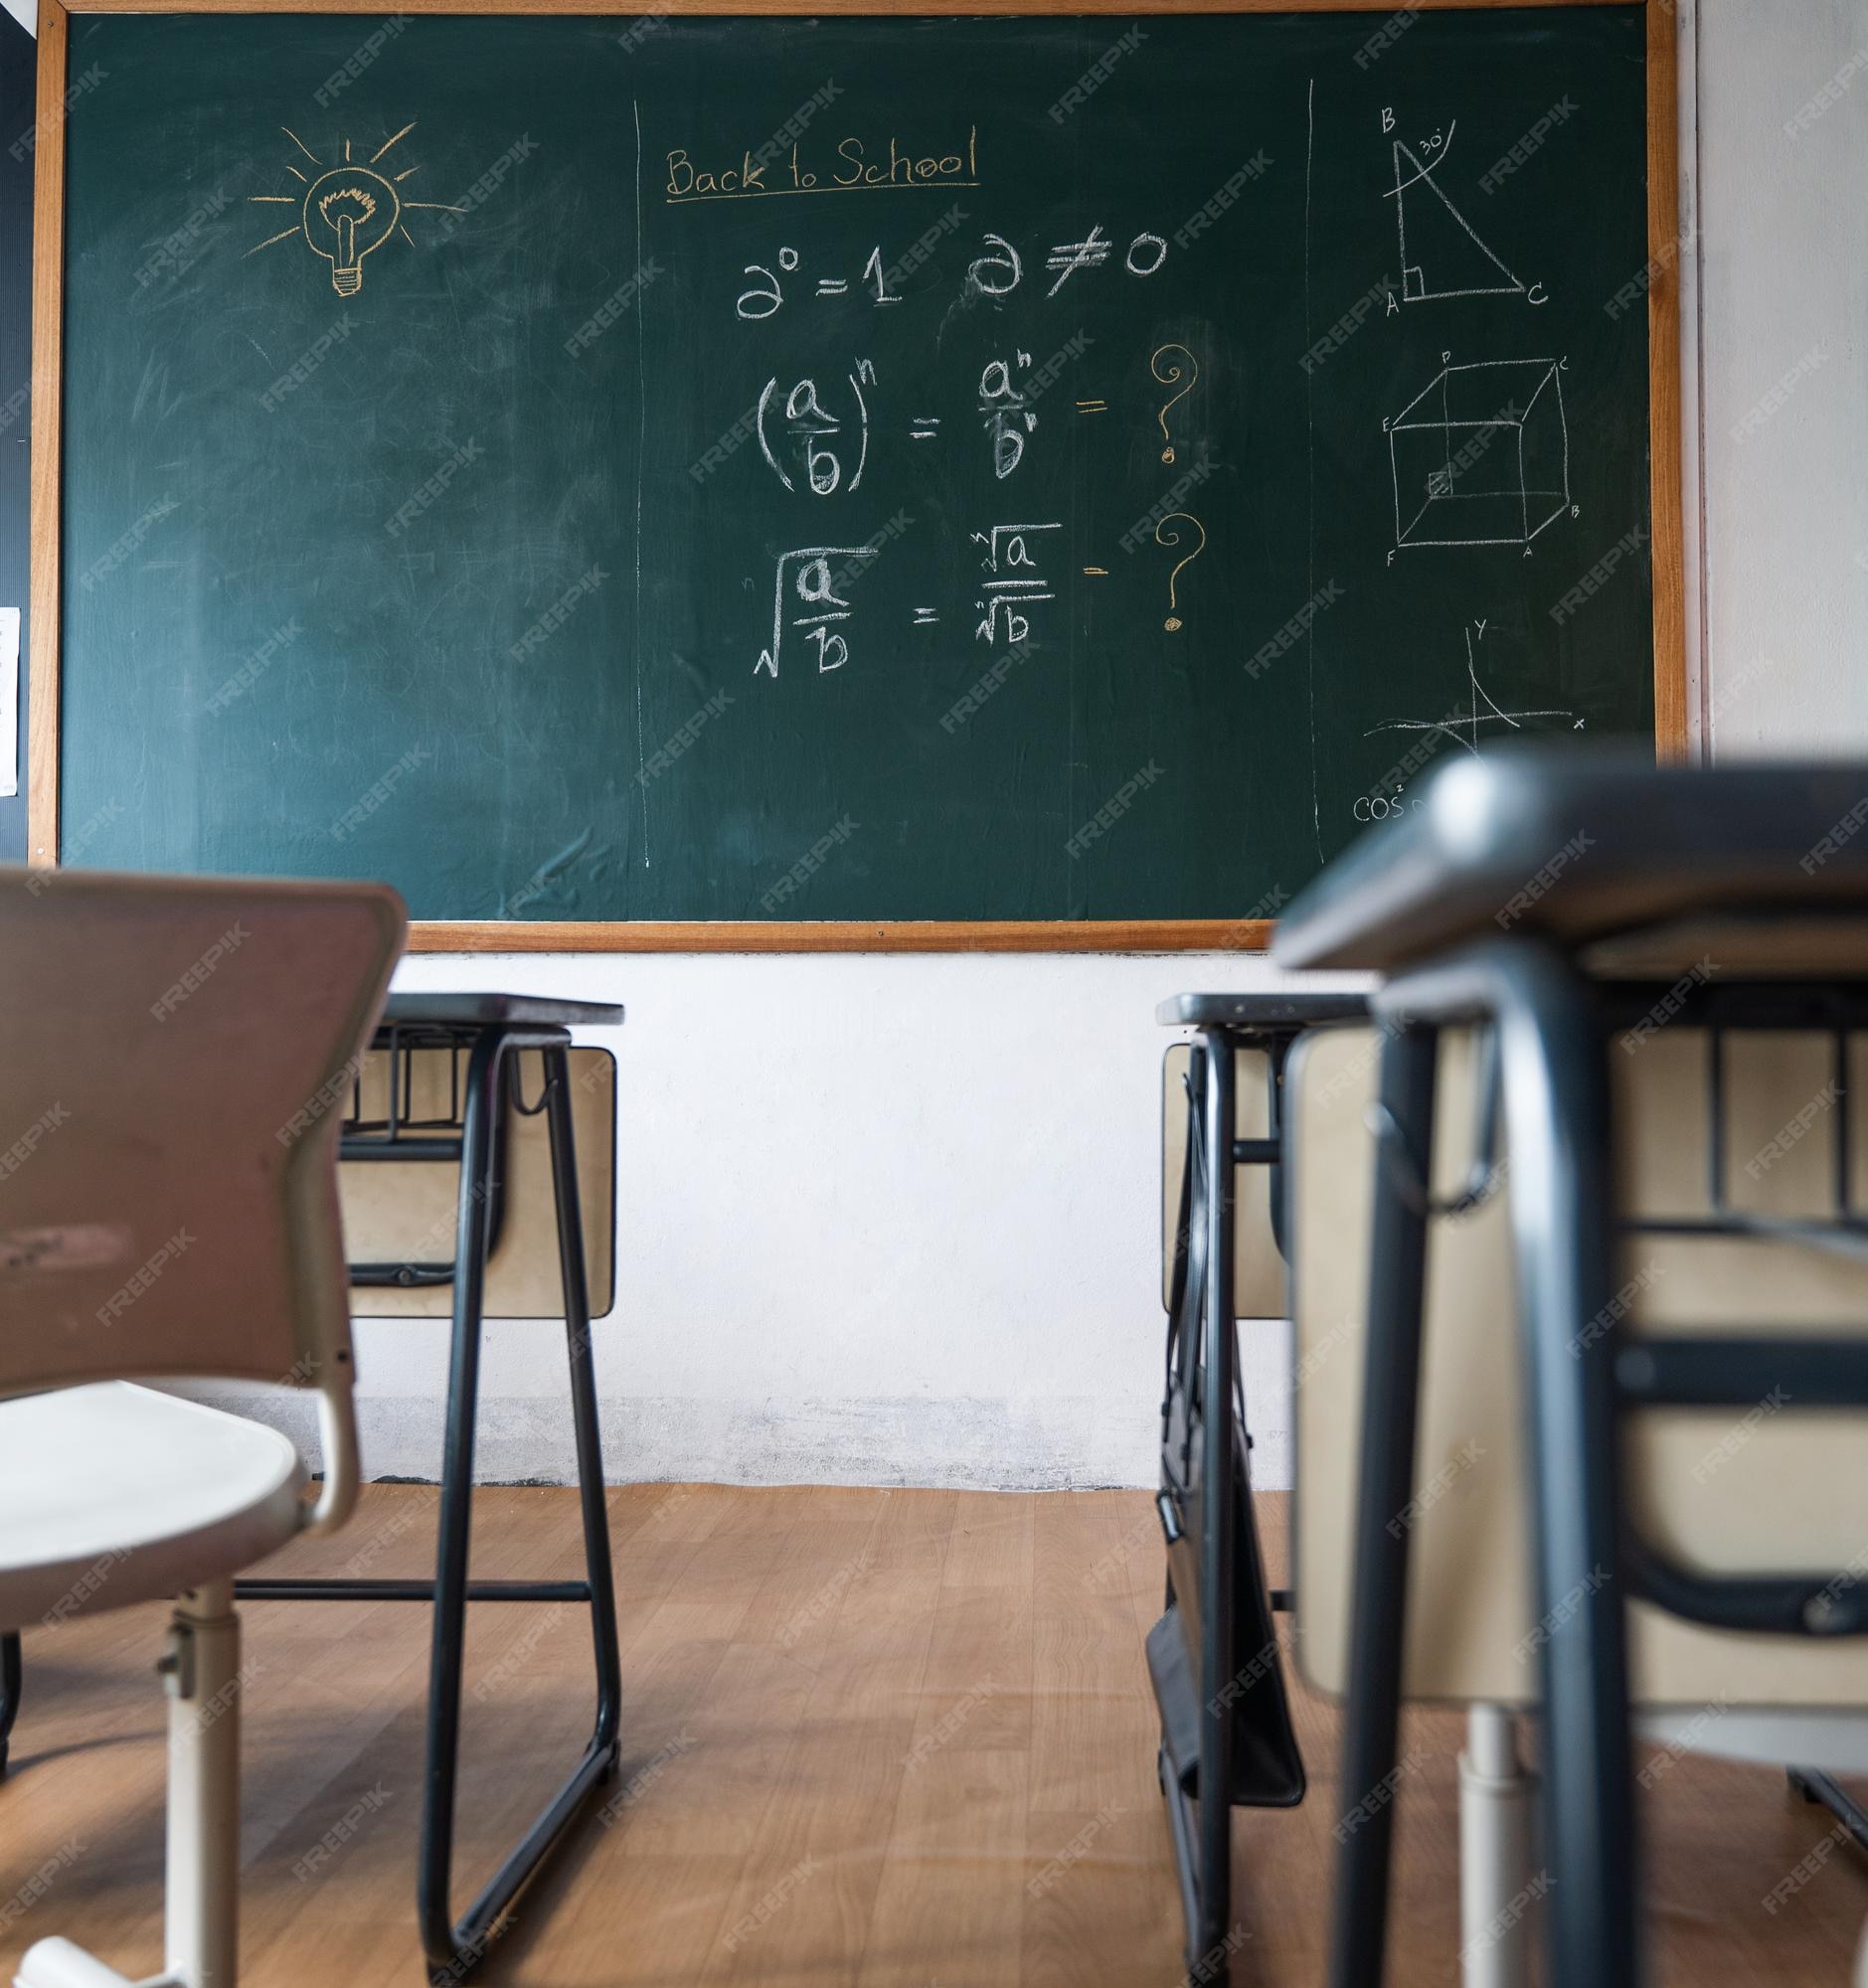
40, 1, 1677, 944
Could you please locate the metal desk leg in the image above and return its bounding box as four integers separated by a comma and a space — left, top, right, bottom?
1327, 1022, 1439, 1988
1490, 955, 1637, 1988
416, 1029, 621, 1985
1376, 942, 1640, 1988
1191, 1030, 1238, 1987
0, 1631, 19, 1776
543, 1043, 623, 1765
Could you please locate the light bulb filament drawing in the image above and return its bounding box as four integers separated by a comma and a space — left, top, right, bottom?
308, 171, 396, 294
247, 123, 464, 293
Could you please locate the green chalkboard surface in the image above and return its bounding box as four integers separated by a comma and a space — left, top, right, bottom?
58, 6, 1656, 924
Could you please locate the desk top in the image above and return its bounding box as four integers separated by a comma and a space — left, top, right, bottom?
1274, 749, 1868, 975
380, 993, 624, 1028
1156, 992, 1369, 1031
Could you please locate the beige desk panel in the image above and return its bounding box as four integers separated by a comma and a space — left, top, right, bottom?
340, 1047, 615, 1319
1162, 1043, 1285, 1322
1292, 1024, 1868, 1712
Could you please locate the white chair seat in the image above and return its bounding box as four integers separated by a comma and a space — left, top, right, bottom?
1639, 1708, 1868, 1774
0, 1382, 305, 1630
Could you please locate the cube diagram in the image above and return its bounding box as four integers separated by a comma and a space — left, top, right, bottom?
1388, 359, 1572, 550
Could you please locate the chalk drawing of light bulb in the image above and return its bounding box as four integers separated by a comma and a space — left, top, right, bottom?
303, 167, 400, 295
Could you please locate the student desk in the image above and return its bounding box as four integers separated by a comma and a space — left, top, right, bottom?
1151, 990, 1366, 1986
1273, 750, 1868, 1988
0, 992, 624, 1985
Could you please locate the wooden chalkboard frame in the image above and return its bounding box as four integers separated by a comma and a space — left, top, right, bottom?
29, 0, 1684, 953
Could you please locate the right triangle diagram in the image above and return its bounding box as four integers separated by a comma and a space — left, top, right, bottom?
1391, 140, 1526, 303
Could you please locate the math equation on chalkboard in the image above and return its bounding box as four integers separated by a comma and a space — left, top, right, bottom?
650, 114, 1257, 685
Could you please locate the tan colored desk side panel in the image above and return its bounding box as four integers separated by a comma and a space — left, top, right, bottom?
339, 1048, 615, 1318
1162, 1044, 1284, 1321
1292, 1024, 1868, 1712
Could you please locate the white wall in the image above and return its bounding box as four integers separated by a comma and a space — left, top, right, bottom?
345, 948, 1354, 1490
1697, 0, 1868, 754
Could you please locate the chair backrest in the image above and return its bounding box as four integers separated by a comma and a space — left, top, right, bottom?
1288, 1020, 1868, 1712
0, 868, 403, 1521
1161, 1044, 1284, 1320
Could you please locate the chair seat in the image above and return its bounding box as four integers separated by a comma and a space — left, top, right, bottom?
1639, 1708, 1868, 1774
0, 1382, 305, 1630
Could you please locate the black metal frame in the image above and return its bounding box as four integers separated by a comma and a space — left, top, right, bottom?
1325, 943, 1868, 1988
1153, 995, 1366, 1988
237, 1018, 622, 1984
0, 1630, 18, 1777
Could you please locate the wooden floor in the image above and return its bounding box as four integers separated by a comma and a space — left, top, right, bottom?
2, 1484, 1865, 1985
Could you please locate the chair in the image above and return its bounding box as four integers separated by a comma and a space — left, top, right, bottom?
0, 867, 404, 1988
1287, 1017, 1868, 1981
1275, 748, 1868, 1987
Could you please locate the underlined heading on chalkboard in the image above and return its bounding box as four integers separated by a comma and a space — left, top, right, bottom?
667, 125, 979, 203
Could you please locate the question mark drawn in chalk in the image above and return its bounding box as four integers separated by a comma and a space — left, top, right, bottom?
1150, 344, 1199, 464
1155, 513, 1207, 632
